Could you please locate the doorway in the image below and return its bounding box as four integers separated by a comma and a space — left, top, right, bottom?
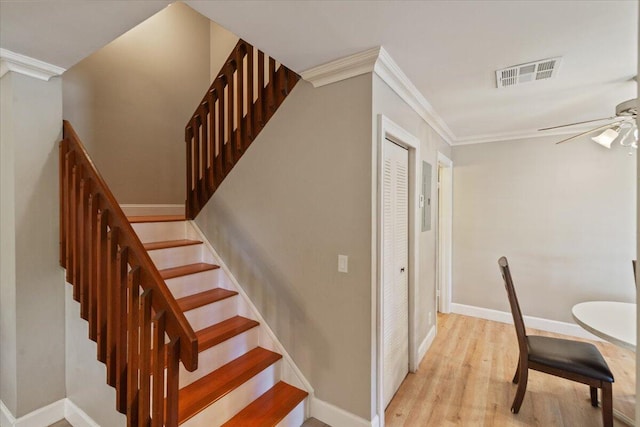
436, 152, 452, 314
375, 115, 421, 427
382, 139, 409, 407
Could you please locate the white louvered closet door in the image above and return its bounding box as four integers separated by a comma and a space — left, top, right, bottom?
382, 139, 409, 408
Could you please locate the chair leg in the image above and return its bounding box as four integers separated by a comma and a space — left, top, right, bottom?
512, 360, 520, 384
590, 386, 598, 407
600, 382, 613, 427
511, 364, 528, 414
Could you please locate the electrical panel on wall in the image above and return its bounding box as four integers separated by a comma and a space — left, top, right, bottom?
422, 161, 432, 231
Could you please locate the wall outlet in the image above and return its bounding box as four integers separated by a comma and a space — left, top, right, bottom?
428, 312, 432, 325
338, 255, 348, 273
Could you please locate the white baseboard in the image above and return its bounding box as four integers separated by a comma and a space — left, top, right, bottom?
64, 400, 100, 427
0, 399, 64, 427
417, 325, 436, 366
450, 303, 602, 341
311, 397, 378, 427
120, 204, 184, 216
1, 401, 14, 427
0, 399, 99, 427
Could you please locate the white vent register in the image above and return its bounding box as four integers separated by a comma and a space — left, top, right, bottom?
496, 57, 561, 88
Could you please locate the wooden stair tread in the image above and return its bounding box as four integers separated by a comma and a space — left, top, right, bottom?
128, 214, 185, 223
197, 316, 259, 352
177, 288, 237, 312
178, 347, 282, 424
143, 239, 202, 251
159, 263, 219, 280
221, 381, 308, 427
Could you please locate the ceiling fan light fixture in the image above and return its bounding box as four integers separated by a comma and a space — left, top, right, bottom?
591, 127, 620, 149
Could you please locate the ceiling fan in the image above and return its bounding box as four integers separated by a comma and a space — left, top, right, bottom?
541, 97, 638, 150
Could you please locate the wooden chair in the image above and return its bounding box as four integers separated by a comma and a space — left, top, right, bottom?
498, 257, 614, 427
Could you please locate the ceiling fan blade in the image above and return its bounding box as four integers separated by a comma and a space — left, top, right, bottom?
555, 121, 622, 145
539, 116, 617, 131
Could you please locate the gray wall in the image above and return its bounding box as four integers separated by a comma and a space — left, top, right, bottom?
0, 72, 65, 417
452, 135, 636, 323
195, 75, 374, 419
372, 74, 452, 353
63, 2, 211, 204
65, 284, 126, 426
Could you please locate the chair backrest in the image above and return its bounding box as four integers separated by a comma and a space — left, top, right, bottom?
633, 260, 637, 289
498, 257, 529, 357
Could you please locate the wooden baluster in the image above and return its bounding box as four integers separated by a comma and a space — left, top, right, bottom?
127, 267, 140, 427
207, 91, 216, 194
139, 289, 153, 427
151, 311, 166, 427
246, 45, 254, 142
71, 165, 79, 294
165, 338, 180, 427
115, 246, 129, 414
200, 103, 209, 196
78, 176, 89, 320
226, 67, 235, 173
73, 167, 84, 298
192, 116, 201, 213
64, 150, 73, 280
217, 78, 225, 186
66, 158, 76, 285
96, 208, 109, 363
257, 51, 265, 128
59, 139, 68, 267
277, 64, 287, 104
185, 126, 193, 218
87, 193, 99, 341
106, 226, 119, 386
268, 57, 276, 117
236, 48, 244, 157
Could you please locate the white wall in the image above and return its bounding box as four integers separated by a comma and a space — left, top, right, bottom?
0, 72, 66, 417
210, 20, 239, 80
452, 135, 636, 323
195, 75, 374, 420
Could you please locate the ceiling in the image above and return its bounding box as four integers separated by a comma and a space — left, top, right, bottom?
1, 1, 637, 144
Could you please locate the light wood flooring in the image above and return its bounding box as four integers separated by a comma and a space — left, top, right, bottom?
386, 313, 635, 427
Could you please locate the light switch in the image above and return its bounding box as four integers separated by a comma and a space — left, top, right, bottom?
338, 255, 348, 273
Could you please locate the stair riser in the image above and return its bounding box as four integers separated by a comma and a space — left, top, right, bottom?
178, 328, 260, 388
184, 296, 238, 331
275, 400, 306, 427
165, 269, 223, 299
148, 245, 211, 270
181, 361, 282, 427
132, 221, 188, 243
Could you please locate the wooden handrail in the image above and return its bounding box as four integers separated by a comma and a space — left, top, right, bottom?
60, 121, 198, 426
185, 39, 300, 218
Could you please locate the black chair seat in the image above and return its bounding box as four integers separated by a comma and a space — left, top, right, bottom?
528, 335, 614, 383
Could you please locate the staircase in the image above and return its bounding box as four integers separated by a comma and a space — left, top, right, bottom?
129, 215, 308, 426
59, 36, 304, 426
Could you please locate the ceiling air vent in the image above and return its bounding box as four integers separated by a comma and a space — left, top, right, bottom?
496, 57, 562, 89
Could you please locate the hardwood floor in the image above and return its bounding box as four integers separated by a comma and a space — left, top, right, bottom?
386, 313, 635, 427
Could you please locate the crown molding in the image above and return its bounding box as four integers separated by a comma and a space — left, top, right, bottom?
374, 47, 456, 145
301, 47, 380, 88
451, 123, 613, 146
0, 49, 65, 81
301, 47, 455, 145
302, 48, 621, 147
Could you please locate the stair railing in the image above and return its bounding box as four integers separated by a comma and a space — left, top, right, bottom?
59, 121, 197, 426
185, 39, 300, 218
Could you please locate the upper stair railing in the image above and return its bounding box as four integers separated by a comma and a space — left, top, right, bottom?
185, 39, 300, 218
59, 121, 197, 426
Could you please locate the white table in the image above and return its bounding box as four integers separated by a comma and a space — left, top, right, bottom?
572, 301, 636, 426
572, 301, 636, 352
